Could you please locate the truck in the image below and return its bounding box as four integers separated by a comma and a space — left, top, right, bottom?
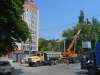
28, 51, 61, 67
80, 42, 100, 75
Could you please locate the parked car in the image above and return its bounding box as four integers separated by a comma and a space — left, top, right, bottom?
0, 60, 14, 75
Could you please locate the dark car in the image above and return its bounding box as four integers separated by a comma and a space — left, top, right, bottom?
0, 61, 14, 75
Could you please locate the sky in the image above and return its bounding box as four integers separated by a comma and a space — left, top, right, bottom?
34, 0, 100, 40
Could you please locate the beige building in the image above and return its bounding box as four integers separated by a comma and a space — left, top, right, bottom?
23, 0, 39, 60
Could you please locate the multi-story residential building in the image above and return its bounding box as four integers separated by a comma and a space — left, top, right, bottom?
6, 0, 39, 63
23, 0, 39, 60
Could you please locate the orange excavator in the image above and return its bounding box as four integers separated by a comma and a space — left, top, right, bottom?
64, 28, 82, 63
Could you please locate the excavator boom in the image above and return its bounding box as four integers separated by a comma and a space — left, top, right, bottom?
65, 29, 82, 57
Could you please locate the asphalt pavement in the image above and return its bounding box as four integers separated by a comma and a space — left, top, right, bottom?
12, 63, 88, 75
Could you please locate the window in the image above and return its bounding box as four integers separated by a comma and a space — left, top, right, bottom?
0, 61, 11, 66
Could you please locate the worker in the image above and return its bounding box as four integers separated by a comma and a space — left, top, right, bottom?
80, 54, 86, 69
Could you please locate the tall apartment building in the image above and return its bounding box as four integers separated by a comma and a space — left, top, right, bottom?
6, 0, 39, 63
23, 0, 39, 57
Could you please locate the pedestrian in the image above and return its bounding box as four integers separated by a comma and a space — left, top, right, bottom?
80, 54, 86, 69
66, 56, 70, 64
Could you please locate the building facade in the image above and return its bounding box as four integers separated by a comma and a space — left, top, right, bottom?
6, 0, 39, 63
23, 0, 39, 60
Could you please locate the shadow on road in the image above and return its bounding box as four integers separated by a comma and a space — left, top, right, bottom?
76, 70, 100, 75
13, 69, 24, 75
75, 70, 88, 75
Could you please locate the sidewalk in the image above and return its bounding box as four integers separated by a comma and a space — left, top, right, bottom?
12, 62, 28, 67
19, 63, 28, 67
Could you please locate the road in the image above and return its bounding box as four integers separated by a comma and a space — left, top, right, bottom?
13, 63, 87, 75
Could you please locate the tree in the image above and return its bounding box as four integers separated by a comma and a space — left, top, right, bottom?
39, 38, 64, 53
78, 10, 84, 24
0, 0, 30, 56
62, 10, 100, 53
39, 38, 48, 53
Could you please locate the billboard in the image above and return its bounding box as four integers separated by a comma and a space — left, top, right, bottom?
82, 41, 91, 49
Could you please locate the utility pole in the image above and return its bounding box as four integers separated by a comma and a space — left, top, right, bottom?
64, 40, 66, 53
94, 25, 98, 50
63, 38, 66, 53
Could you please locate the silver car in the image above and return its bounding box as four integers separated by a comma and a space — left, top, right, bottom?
0, 61, 14, 75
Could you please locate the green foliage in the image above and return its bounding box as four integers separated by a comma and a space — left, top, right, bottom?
39, 38, 48, 53
63, 10, 100, 53
39, 38, 64, 53
0, 0, 30, 56
78, 10, 84, 24
63, 29, 74, 39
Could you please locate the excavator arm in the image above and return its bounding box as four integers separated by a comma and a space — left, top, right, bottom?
65, 29, 82, 57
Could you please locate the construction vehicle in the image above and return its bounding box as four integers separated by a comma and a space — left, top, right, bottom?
64, 29, 82, 63
80, 42, 100, 75
28, 51, 61, 66
28, 53, 44, 66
